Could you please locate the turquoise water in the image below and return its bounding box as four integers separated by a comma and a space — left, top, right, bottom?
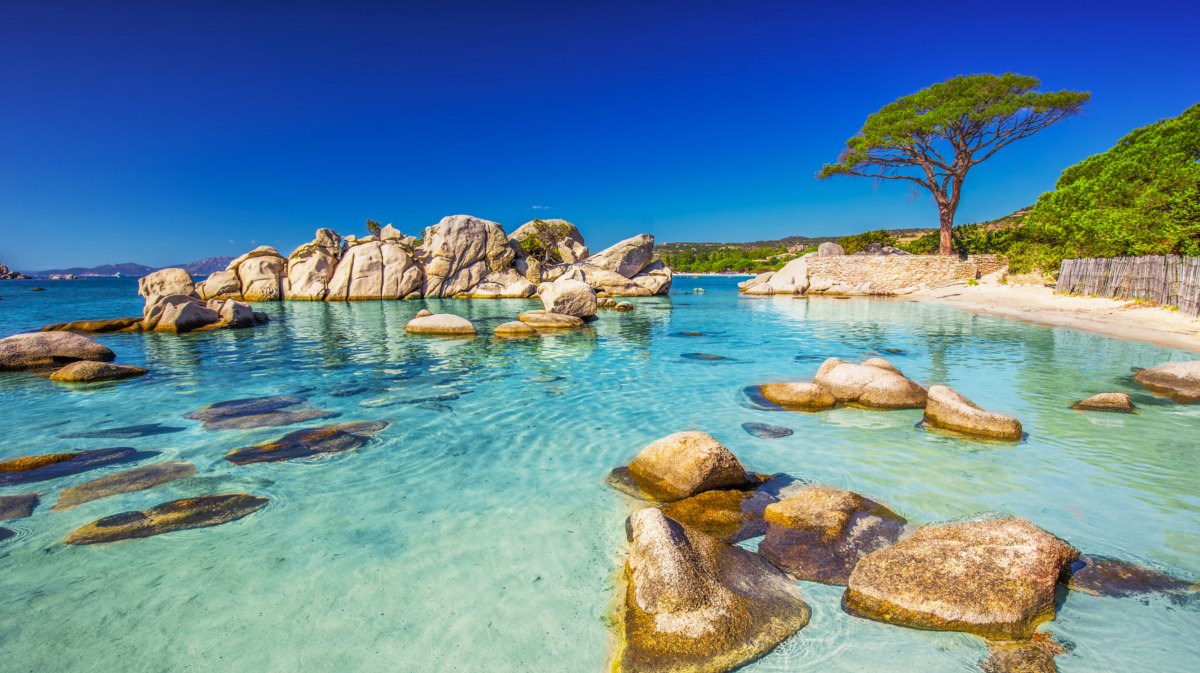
1, 276, 1197, 673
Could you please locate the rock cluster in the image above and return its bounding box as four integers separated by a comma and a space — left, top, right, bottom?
183, 216, 670, 303
758, 357, 925, 411
0, 261, 30, 280
140, 268, 268, 333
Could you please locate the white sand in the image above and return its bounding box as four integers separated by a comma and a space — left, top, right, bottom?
914, 282, 1200, 353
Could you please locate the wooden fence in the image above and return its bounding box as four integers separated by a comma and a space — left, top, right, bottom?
1056, 255, 1200, 317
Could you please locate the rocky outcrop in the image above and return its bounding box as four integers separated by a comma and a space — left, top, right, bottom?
813, 357, 927, 409
225, 421, 389, 465
758, 485, 907, 585
137, 268, 266, 333
138, 268, 195, 306
419, 215, 513, 297
509, 219, 589, 267
185, 395, 337, 431
53, 461, 196, 511
286, 228, 341, 300
49, 361, 147, 383
844, 517, 1078, 640
1071, 392, 1136, 413
818, 241, 844, 256
195, 269, 241, 300
64, 493, 268, 544
326, 237, 424, 300
658, 489, 775, 544
582, 234, 656, 278
612, 508, 810, 673
742, 256, 810, 295
0, 331, 115, 371
1133, 361, 1200, 403
923, 385, 1023, 440
758, 382, 837, 410
0, 261, 30, 280
0, 447, 139, 487
405, 314, 476, 335
538, 277, 597, 318
610, 432, 758, 502
227, 246, 287, 301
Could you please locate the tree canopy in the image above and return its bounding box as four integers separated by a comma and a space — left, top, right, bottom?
820, 74, 1090, 255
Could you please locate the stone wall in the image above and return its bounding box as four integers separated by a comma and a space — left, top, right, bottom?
804, 254, 1006, 295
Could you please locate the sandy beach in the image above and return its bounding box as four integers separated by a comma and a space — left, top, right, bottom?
916, 282, 1200, 353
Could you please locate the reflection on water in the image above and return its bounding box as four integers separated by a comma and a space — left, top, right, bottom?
0, 277, 1197, 673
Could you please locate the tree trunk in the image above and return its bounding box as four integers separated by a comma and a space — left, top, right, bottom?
938, 204, 955, 256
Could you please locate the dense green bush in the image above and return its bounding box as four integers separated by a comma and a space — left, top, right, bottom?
661, 245, 809, 273
837, 229, 897, 254
1010, 103, 1200, 272
901, 214, 1026, 256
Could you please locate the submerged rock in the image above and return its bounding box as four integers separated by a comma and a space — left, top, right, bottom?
0, 493, 39, 521
1133, 361, 1200, 403
0, 448, 139, 487
614, 301, 635, 312
64, 493, 269, 544
758, 486, 907, 585
981, 637, 1064, 673
1064, 555, 1198, 597
740, 422, 793, 439
517, 310, 586, 329
41, 317, 144, 333
680, 353, 728, 362
658, 489, 775, 543
0, 527, 13, 543
404, 314, 476, 335
812, 357, 927, 409
1071, 392, 1136, 413
844, 517, 1078, 640
758, 382, 837, 411
613, 508, 810, 673
923, 385, 1023, 441
60, 423, 185, 439
184, 395, 338, 431
52, 461, 197, 511
225, 420, 389, 465
49, 361, 147, 383
613, 431, 757, 502
0, 331, 116, 371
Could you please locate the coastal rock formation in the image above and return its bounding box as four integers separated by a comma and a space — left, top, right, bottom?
286, 228, 341, 300
538, 277, 597, 318
185, 394, 338, 430
420, 215, 513, 297
0, 493, 39, 520
0, 261, 31, 280
1133, 361, 1200, 403
658, 489, 775, 543
1071, 392, 1136, 412
614, 301, 635, 312
1064, 555, 1199, 597
139, 269, 266, 333
613, 508, 810, 673
758, 485, 907, 585
759, 382, 838, 410
227, 246, 287, 301
405, 313, 476, 335
818, 241, 844, 256
743, 256, 811, 295
613, 431, 756, 502
494, 321, 537, 337
843, 517, 1078, 640
49, 361, 147, 383
464, 269, 536, 298
518, 310, 586, 329
195, 269, 241, 300
64, 493, 269, 544
225, 420, 389, 465
812, 357, 927, 409
326, 237, 423, 300
923, 385, 1023, 440
509, 219, 590, 268
138, 268, 195, 305
0, 331, 115, 371
0, 447, 139, 487
53, 461, 196, 511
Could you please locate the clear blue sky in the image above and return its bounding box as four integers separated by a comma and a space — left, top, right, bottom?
2, 0, 1197, 270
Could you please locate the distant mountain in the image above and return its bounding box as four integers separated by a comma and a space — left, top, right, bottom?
29, 257, 234, 279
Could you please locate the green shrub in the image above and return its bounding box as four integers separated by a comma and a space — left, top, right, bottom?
838, 229, 897, 254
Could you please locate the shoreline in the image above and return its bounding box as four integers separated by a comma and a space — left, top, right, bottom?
913, 282, 1200, 353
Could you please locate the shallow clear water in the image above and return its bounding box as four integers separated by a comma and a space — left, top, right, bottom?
1, 276, 1197, 673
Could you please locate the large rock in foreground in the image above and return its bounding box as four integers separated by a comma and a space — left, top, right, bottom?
538, 277, 597, 318
1133, 361, 1200, 403
0, 448, 139, 487
812, 358, 927, 409
0, 332, 116, 371
225, 420, 389, 465
613, 432, 756, 502
64, 493, 268, 544
844, 517, 1079, 640
53, 461, 197, 511
49, 361, 147, 383
758, 486, 907, 585
923, 385, 1023, 441
613, 508, 810, 673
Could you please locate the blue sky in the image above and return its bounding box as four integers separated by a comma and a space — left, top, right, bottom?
2, 0, 1197, 270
